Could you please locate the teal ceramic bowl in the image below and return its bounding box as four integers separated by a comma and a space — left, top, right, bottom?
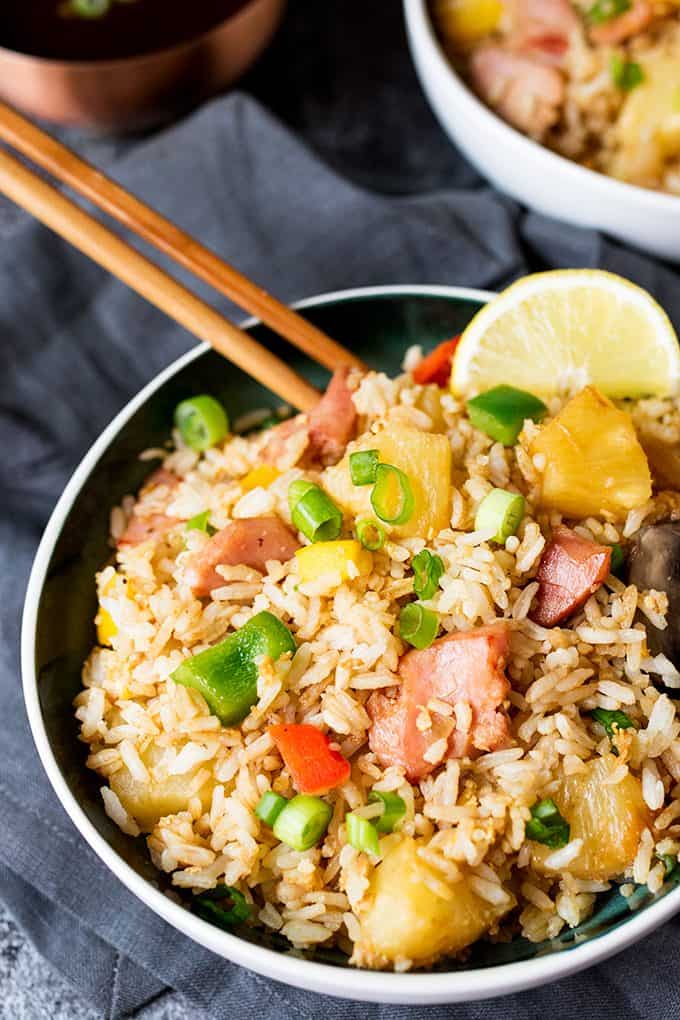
21, 285, 680, 1004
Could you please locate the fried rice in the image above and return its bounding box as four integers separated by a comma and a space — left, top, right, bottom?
431, 0, 680, 194
76, 348, 680, 971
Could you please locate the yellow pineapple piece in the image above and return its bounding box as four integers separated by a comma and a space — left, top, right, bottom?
532, 756, 650, 881
295, 540, 373, 584
324, 422, 452, 540
240, 464, 281, 492
530, 386, 651, 520
433, 0, 503, 46
354, 835, 512, 967
616, 55, 680, 164
110, 745, 214, 832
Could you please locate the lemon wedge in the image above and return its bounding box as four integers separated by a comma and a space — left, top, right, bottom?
452, 270, 680, 398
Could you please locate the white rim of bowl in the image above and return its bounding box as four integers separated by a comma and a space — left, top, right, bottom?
21, 283, 680, 1004
403, 0, 680, 213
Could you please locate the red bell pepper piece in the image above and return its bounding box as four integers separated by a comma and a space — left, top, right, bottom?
269, 723, 351, 794
412, 336, 460, 387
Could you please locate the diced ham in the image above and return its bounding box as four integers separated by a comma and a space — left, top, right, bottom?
261, 369, 357, 468
117, 467, 180, 547
508, 0, 579, 65
139, 467, 178, 496
470, 47, 565, 138
368, 623, 511, 782
118, 513, 178, 547
185, 516, 301, 595
590, 1, 652, 45
261, 416, 310, 468
307, 367, 357, 466
530, 526, 612, 628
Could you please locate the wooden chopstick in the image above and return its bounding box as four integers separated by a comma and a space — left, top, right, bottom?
0, 147, 321, 412
0, 101, 366, 374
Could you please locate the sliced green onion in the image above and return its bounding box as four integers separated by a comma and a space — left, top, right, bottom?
661, 853, 680, 879
272, 794, 332, 851
525, 798, 570, 849
609, 543, 625, 576
475, 488, 525, 544
412, 549, 445, 601
371, 464, 415, 525
587, 0, 630, 24
185, 510, 216, 535
399, 603, 439, 650
610, 55, 644, 92
350, 450, 379, 486
172, 610, 295, 725
346, 812, 381, 855
288, 480, 342, 543
174, 395, 229, 451
368, 791, 407, 833
467, 385, 547, 446
68, 0, 111, 17
590, 707, 635, 750
356, 518, 386, 552
255, 790, 288, 827
193, 885, 251, 928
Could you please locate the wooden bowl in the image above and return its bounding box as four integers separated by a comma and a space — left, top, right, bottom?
0, 0, 285, 131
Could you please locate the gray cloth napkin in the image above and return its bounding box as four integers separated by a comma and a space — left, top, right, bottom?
3, 92, 680, 1019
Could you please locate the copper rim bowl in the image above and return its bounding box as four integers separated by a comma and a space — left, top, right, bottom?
0, 0, 286, 131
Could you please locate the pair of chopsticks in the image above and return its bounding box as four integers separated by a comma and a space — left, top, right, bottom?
0, 101, 366, 412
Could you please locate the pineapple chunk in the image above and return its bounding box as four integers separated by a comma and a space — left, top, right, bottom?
530, 386, 651, 520
616, 55, 680, 163
433, 0, 503, 46
354, 835, 512, 967
324, 423, 452, 540
295, 540, 373, 584
110, 745, 214, 832
532, 755, 649, 881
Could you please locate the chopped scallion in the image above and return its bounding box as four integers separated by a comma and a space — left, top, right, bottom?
475, 488, 525, 544
610, 55, 644, 92
609, 543, 625, 576
356, 518, 386, 552
370, 464, 415, 525
467, 385, 547, 446
346, 812, 381, 856
272, 794, 332, 851
368, 791, 407, 833
412, 549, 445, 601
587, 0, 631, 24
185, 510, 216, 535
174, 395, 229, 451
399, 602, 439, 650
68, 0, 111, 17
193, 885, 251, 928
288, 481, 342, 543
349, 449, 379, 486
590, 707, 635, 751
255, 790, 288, 827
525, 798, 570, 848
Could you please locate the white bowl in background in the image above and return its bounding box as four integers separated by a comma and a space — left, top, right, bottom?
404, 0, 680, 262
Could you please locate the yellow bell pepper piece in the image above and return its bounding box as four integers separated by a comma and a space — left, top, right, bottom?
96, 607, 117, 646
241, 465, 281, 492
96, 575, 135, 647
295, 540, 373, 584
